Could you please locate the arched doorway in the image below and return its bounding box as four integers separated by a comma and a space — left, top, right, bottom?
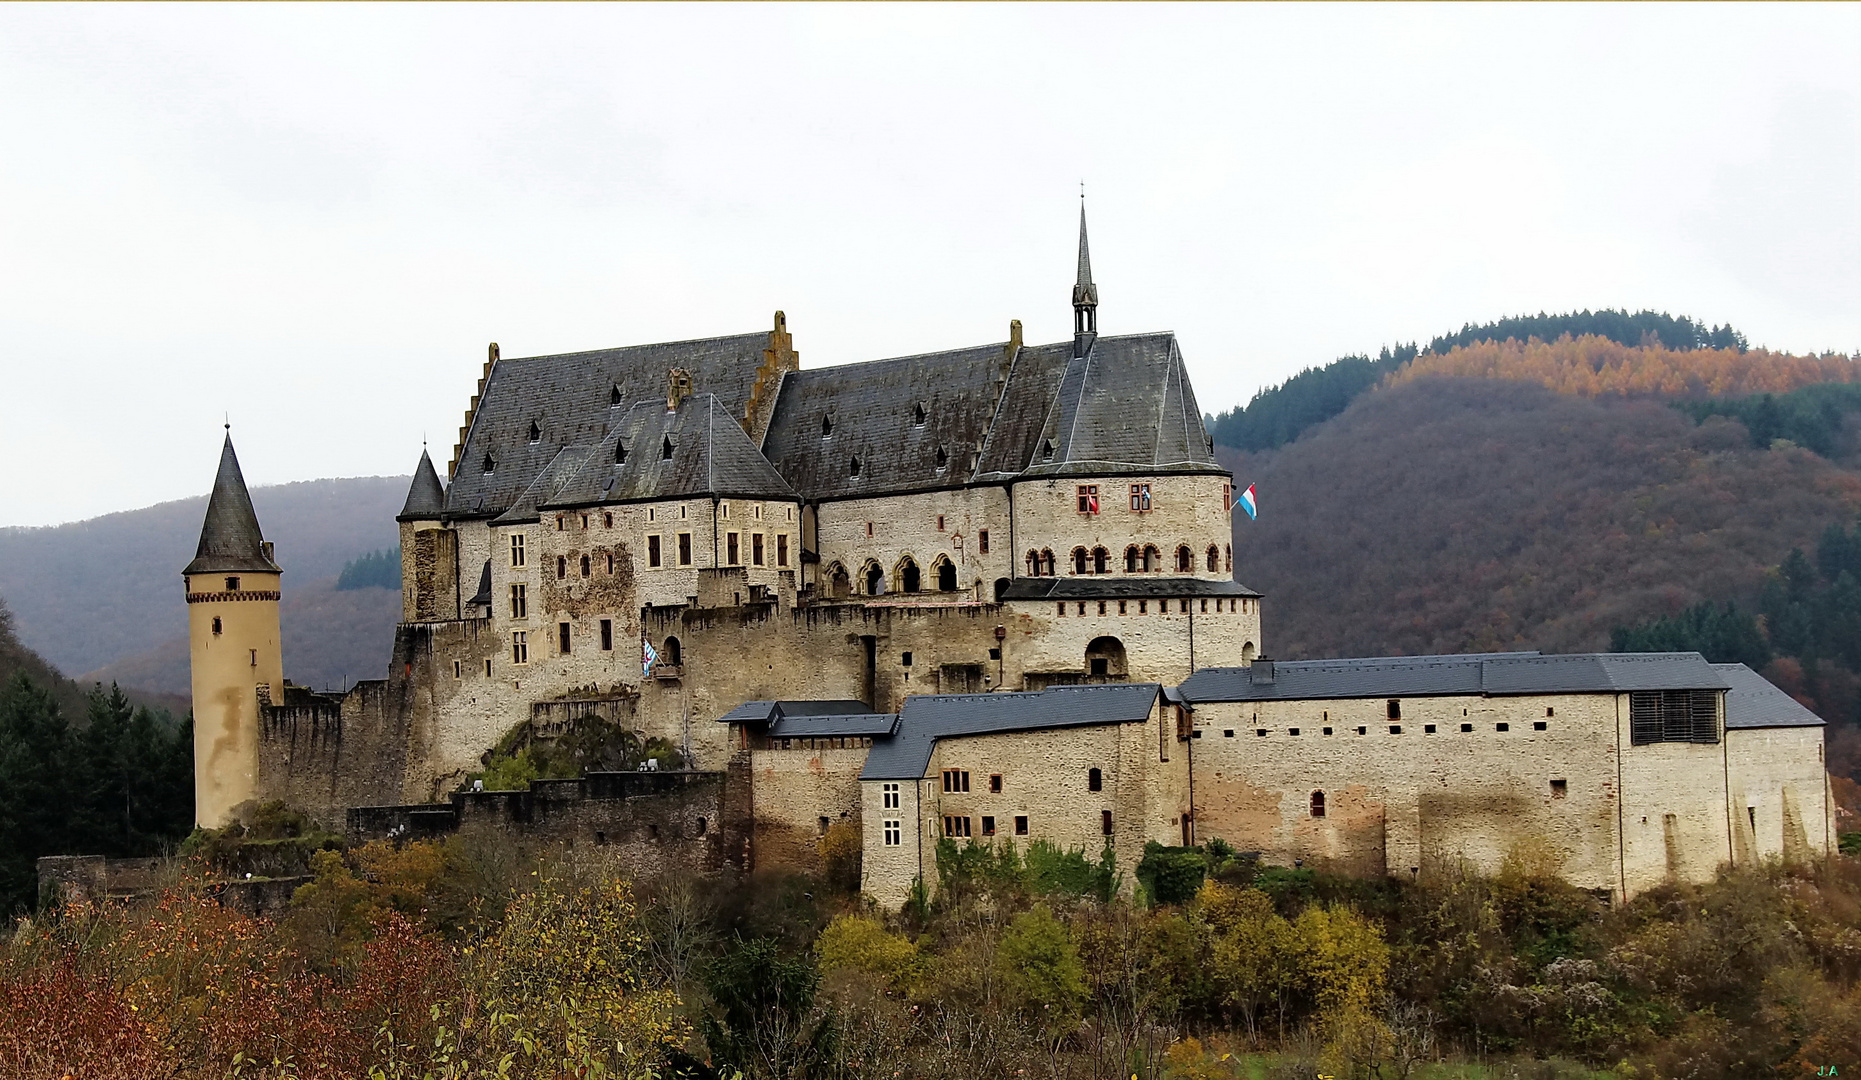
864, 561, 885, 595
663, 635, 682, 666
993, 577, 1011, 602
1242, 641, 1257, 663
1085, 636, 1127, 680
898, 556, 921, 593
936, 558, 957, 592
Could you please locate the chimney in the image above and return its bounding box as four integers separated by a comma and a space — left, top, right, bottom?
1250, 657, 1275, 685
666, 367, 694, 411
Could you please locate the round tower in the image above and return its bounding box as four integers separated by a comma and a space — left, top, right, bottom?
183, 430, 283, 829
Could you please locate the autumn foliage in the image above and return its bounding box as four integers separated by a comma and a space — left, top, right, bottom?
1389, 334, 1861, 400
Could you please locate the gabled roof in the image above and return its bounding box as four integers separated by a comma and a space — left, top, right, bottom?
1178, 652, 1728, 704
542, 393, 797, 510
1713, 663, 1825, 729
184, 433, 281, 576
861, 683, 1162, 780
445, 331, 771, 520
1018, 334, 1222, 479
398, 449, 447, 521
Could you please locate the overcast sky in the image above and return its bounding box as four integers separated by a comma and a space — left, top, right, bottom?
2, 3, 1856, 528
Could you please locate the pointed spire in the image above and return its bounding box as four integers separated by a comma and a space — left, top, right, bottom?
398, 448, 447, 521
1072, 197, 1099, 356
183, 431, 280, 575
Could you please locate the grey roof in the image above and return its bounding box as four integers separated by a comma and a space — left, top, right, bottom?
467, 560, 492, 607
1073, 205, 1098, 308
445, 331, 771, 520
540, 393, 797, 510
770, 713, 899, 739
716, 699, 875, 725
861, 683, 1162, 780
1714, 663, 1825, 729
1018, 334, 1222, 479
1004, 576, 1261, 601
1178, 651, 1728, 704
398, 449, 447, 521
184, 433, 281, 576
761, 342, 1015, 500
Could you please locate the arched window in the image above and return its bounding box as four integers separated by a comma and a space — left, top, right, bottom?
1206, 545, 1220, 572
1092, 547, 1109, 575
865, 562, 885, 596
934, 445, 948, 470
899, 557, 921, 593
1123, 545, 1140, 573
993, 577, 1011, 602
1225, 544, 1233, 572
211, 617, 222, 635
1088, 767, 1103, 792
663, 636, 682, 666
579, 555, 591, 577
482, 453, 495, 474
1176, 545, 1192, 572
1242, 641, 1257, 663
828, 563, 851, 599
936, 559, 957, 592
1026, 550, 1041, 576
1039, 549, 1055, 576
913, 402, 927, 425
1072, 547, 1089, 575
528, 420, 542, 443
615, 441, 628, 464
1143, 544, 1160, 572
660, 437, 673, 460
1085, 636, 1127, 679
821, 414, 834, 438
557, 556, 568, 580
850, 456, 862, 477
1310, 791, 1326, 818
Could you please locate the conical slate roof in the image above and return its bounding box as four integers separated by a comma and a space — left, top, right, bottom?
183, 433, 281, 576
397, 448, 447, 521
1072, 204, 1098, 308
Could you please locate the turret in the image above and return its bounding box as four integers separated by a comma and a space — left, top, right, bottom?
183, 430, 283, 828
397, 448, 458, 622
1072, 201, 1099, 357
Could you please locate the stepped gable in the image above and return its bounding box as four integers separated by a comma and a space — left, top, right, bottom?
761, 342, 1015, 500
184, 433, 281, 576
397, 449, 446, 521
1021, 332, 1222, 479
446, 332, 770, 520
541, 392, 798, 509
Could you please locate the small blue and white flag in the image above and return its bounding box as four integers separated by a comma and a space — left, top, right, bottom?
642, 637, 659, 676
1236, 483, 1258, 521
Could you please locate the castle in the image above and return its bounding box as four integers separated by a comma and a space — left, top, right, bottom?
185, 211, 1833, 905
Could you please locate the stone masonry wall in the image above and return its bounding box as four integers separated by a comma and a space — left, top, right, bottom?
258, 680, 411, 830
1726, 726, 1832, 863
1009, 473, 1235, 583
746, 746, 869, 869
813, 487, 1014, 600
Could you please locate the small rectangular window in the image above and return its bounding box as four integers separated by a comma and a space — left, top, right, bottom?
943, 815, 972, 838
1015, 815, 1029, 835
989, 774, 1002, 793
510, 534, 526, 567
1496, 723, 1510, 732
978, 529, 990, 554
777, 534, 789, 567
678, 533, 692, 565
648, 535, 662, 567
883, 782, 900, 809
937, 515, 946, 531
981, 816, 996, 836
1076, 485, 1099, 514
1101, 810, 1113, 836
883, 819, 901, 846
1389, 725, 1403, 734
726, 532, 740, 565
1129, 483, 1151, 511
1461, 723, 1473, 732
752, 533, 765, 566
558, 622, 571, 654
599, 618, 613, 651
452, 659, 462, 678
1356, 726, 1367, 735
1387, 699, 1401, 720
1424, 724, 1436, 734
484, 657, 493, 677
941, 769, 970, 793
1550, 779, 1568, 799
1323, 727, 1333, 736
865, 521, 874, 537
1533, 720, 1548, 731
1088, 767, 1103, 791
512, 631, 528, 664
225, 576, 241, 591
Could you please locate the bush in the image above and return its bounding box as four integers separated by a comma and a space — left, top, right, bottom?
1138, 842, 1209, 907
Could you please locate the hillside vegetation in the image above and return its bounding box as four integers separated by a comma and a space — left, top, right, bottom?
1392, 335, 1861, 399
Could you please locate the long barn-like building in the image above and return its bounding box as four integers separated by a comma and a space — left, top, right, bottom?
184, 211, 1832, 903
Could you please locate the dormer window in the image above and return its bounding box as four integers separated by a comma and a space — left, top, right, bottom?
528, 421, 542, 443
615, 440, 628, 465
610, 384, 623, 405
935, 445, 948, 470
821, 415, 834, 438
913, 402, 927, 426
850, 456, 861, 477
483, 453, 495, 474
661, 436, 674, 461
1040, 439, 1055, 462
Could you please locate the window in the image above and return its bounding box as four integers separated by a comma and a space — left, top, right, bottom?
580, 514, 589, 530
883, 819, 901, 846
1257, 729, 1268, 737
484, 658, 493, 677
1496, 723, 1510, 732
1207, 546, 1220, 572
937, 514, 946, 531
978, 529, 989, 554
1389, 725, 1403, 735
1629, 690, 1719, 745
1546, 706, 1555, 717
1225, 544, 1233, 572
1130, 483, 1152, 511
224, 576, 240, 591
1125, 545, 1140, 572
1311, 791, 1326, 818
605, 512, 614, 527
661, 437, 673, 460
1356, 726, 1367, 735
1289, 727, 1301, 736
822, 414, 834, 438
664, 636, 682, 665
1097, 601, 1107, 616
211, 617, 222, 635
1014, 815, 1029, 835
580, 555, 591, 578
529, 420, 542, 443
1073, 547, 1089, 575
819, 816, 830, 836
720, 502, 730, 520
1093, 546, 1109, 574
752, 533, 764, 565
1533, 720, 1548, 731
865, 521, 875, 538
1058, 602, 1066, 616
1076, 485, 1099, 514
883, 782, 900, 809
1424, 724, 1436, 734
1118, 600, 1127, 614
1387, 699, 1401, 720
1041, 549, 1055, 576
902, 652, 913, 667
452, 659, 462, 678
648, 535, 662, 567
989, 773, 1002, 793
726, 532, 740, 565
556, 515, 564, 531
1143, 544, 1160, 572
913, 402, 927, 425
509, 584, 527, 618
600, 619, 613, 651
1461, 723, 1473, 733
1101, 810, 1114, 836
943, 816, 972, 838
941, 769, 970, 793
1088, 767, 1103, 792
510, 534, 526, 567
982, 816, 996, 836
556, 556, 567, 580
850, 456, 861, 477
1224, 483, 1233, 512
511, 631, 528, 664
1551, 779, 1568, 799
678, 533, 692, 565
483, 453, 495, 474
249, 649, 258, 667
777, 534, 789, 566
1224, 730, 1235, 738
606, 552, 615, 574
558, 622, 571, 654
1176, 545, 1193, 572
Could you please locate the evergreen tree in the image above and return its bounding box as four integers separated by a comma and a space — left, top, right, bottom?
1609, 601, 1771, 671
0, 673, 75, 911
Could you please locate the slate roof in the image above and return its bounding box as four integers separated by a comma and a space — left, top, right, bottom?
716, 699, 875, 725
1178, 652, 1728, 704
398, 449, 447, 521
1714, 663, 1826, 729
770, 713, 899, 739
467, 560, 492, 607
445, 332, 770, 520
184, 434, 281, 576
861, 683, 1162, 780
541, 393, 797, 510
1003, 577, 1262, 601
1018, 334, 1221, 479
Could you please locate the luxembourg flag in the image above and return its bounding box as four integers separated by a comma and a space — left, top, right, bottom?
642, 637, 659, 676
1236, 483, 1258, 521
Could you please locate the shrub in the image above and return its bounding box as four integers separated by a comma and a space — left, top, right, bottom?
817, 914, 919, 987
